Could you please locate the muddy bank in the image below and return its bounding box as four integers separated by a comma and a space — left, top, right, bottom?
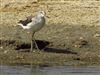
0, 24, 100, 67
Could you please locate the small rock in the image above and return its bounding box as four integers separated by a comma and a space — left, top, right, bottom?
98, 55, 100, 58
74, 44, 81, 48
79, 37, 84, 40
94, 34, 100, 37
73, 39, 88, 48
16, 55, 24, 60
0, 46, 3, 49
4, 50, 8, 54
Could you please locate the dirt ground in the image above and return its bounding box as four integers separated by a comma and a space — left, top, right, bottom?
0, 0, 100, 67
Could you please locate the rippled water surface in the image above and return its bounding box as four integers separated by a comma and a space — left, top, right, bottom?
0, 65, 100, 75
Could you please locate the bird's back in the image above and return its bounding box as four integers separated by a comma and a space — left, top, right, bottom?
18, 15, 33, 26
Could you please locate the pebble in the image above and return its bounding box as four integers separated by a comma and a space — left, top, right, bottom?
94, 34, 100, 37
16, 55, 24, 59
98, 55, 100, 58
4, 50, 8, 54
0, 46, 3, 49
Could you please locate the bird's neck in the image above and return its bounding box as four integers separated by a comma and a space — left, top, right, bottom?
37, 14, 44, 18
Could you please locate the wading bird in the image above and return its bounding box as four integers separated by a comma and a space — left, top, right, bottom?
18, 11, 46, 52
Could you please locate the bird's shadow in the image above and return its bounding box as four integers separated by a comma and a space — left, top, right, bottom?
15, 40, 77, 54
15, 40, 49, 51
43, 47, 77, 54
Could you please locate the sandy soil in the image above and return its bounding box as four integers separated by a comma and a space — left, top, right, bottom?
0, 0, 100, 67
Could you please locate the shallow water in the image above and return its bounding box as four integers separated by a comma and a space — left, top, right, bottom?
0, 65, 100, 75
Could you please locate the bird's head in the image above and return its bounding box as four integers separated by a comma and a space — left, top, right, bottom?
38, 11, 46, 17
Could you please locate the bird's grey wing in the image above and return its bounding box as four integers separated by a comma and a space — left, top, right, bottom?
18, 15, 33, 26
26, 15, 33, 21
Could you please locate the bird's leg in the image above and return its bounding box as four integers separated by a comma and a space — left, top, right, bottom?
32, 32, 40, 51
30, 33, 34, 52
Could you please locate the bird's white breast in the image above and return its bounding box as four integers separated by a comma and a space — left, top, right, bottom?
28, 17, 45, 32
